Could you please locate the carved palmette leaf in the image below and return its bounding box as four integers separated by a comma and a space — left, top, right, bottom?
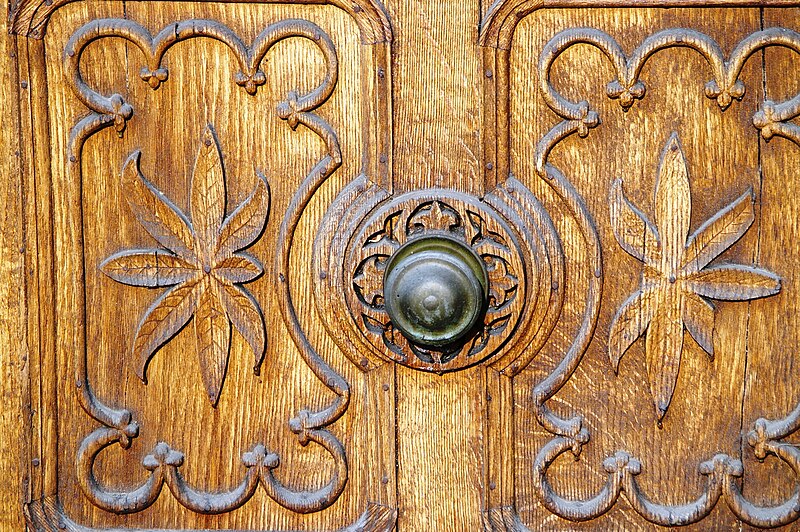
682, 187, 754, 273
409, 201, 459, 232
354, 256, 386, 307
686, 265, 781, 300
608, 289, 655, 371
100, 250, 197, 287
683, 293, 715, 356
133, 280, 199, 382
365, 211, 401, 247
645, 289, 685, 420
214, 253, 263, 283
218, 283, 266, 374
217, 171, 270, 257
194, 281, 232, 406
609, 178, 659, 263
655, 134, 691, 279
484, 255, 517, 308
467, 210, 509, 250
191, 125, 227, 263
121, 151, 195, 260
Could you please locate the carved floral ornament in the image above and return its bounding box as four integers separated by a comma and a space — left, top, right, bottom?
13, 0, 800, 527
351, 199, 522, 371
520, 23, 800, 530
100, 125, 270, 406
609, 133, 781, 420
54, 16, 362, 521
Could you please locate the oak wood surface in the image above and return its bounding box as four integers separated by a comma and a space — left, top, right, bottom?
1, 1, 27, 528
4, 0, 800, 530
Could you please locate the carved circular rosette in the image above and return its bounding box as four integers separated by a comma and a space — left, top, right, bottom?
314, 181, 565, 374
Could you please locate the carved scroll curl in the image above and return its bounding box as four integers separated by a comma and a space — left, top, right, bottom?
66, 17, 352, 516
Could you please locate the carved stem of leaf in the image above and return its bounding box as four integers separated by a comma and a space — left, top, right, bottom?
532, 165, 602, 439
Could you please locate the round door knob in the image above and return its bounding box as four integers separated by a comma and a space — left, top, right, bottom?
383, 235, 488, 347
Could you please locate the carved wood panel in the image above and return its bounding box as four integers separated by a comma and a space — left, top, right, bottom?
5, 0, 800, 530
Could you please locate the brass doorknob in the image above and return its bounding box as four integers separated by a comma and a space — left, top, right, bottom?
383, 235, 489, 347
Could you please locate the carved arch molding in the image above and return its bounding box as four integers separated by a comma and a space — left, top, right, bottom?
10, 0, 800, 529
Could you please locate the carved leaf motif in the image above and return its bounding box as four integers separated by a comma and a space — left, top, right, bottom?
609, 179, 659, 263
103, 125, 270, 405
683, 187, 754, 273
410, 201, 459, 232
191, 126, 227, 264
366, 211, 401, 247
645, 287, 684, 420
467, 210, 509, 250
217, 172, 270, 257
608, 289, 656, 371
683, 293, 715, 356
607, 133, 782, 420
218, 283, 266, 373
354, 256, 386, 307
100, 250, 197, 287
214, 253, 263, 284
685, 265, 781, 300
655, 134, 691, 280
121, 151, 195, 260
194, 281, 232, 405
134, 280, 199, 381
485, 255, 517, 308
362, 314, 388, 335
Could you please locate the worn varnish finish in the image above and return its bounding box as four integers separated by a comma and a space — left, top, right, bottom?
4, 0, 800, 529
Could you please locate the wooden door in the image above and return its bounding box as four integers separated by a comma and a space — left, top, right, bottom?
4, 0, 800, 529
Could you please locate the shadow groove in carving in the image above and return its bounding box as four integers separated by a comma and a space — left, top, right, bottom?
64, 17, 353, 517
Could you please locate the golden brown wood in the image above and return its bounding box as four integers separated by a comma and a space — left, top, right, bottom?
0, 4, 27, 529
6, 0, 800, 530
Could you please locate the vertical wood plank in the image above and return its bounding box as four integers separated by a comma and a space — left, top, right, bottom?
386, 0, 484, 194
0, 4, 28, 527
741, 8, 800, 526
396, 365, 485, 530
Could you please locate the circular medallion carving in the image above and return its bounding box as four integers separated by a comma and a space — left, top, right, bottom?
313, 181, 565, 375
345, 192, 532, 372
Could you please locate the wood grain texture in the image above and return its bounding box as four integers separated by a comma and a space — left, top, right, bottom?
0, 2, 28, 528
388, 0, 484, 193
33, 1, 388, 528
740, 7, 800, 530
509, 6, 766, 529
7, 0, 800, 529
